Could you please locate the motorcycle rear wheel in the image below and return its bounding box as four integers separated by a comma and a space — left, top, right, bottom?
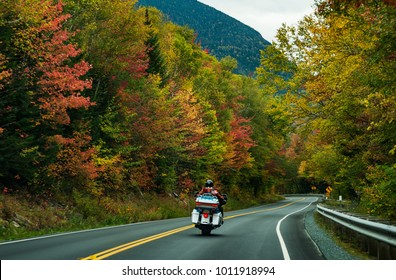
201, 226, 212, 236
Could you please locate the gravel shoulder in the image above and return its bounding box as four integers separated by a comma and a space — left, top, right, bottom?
304, 209, 359, 260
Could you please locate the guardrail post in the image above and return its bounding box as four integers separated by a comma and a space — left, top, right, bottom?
359, 234, 369, 254
368, 238, 378, 258
378, 242, 391, 260
391, 245, 396, 259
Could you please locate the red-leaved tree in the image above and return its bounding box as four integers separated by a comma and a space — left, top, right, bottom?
32, 1, 93, 126
29, 1, 96, 191
224, 114, 256, 170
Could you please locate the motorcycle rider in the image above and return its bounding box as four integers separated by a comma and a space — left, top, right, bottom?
197, 179, 225, 215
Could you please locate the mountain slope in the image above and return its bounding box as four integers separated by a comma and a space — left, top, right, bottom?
137, 0, 270, 76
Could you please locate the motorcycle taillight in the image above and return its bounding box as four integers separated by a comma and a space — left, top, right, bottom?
203, 213, 209, 218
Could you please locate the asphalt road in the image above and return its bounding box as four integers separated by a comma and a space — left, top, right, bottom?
0, 197, 323, 260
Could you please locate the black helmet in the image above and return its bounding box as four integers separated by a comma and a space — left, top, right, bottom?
205, 179, 214, 187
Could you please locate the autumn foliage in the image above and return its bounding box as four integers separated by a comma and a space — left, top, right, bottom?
1, 0, 393, 220
0, 0, 267, 202
257, 0, 396, 218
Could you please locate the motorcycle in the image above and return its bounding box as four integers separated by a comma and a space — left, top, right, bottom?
191, 192, 227, 235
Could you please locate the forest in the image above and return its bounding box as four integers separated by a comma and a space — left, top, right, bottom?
0, 0, 395, 239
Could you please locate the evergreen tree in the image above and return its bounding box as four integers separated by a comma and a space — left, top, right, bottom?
144, 9, 168, 85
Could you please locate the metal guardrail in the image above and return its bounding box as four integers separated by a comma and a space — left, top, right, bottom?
317, 204, 396, 259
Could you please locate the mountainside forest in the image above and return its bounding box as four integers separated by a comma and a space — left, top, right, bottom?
137, 0, 270, 76
0, 0, 395, 239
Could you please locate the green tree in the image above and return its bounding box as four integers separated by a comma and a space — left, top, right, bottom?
257, 0, 396, 217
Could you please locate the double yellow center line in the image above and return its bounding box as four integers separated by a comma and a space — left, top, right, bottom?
81, 224, 194, 260
82, 198, 305, 260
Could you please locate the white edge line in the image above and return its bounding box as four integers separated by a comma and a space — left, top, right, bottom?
0, 217, 188, 246
0, 203, 279, 246
276, 198, 317, 260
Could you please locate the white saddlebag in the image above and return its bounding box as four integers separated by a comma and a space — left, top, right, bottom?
191, 209, 199, 224
212, 212, 222, 226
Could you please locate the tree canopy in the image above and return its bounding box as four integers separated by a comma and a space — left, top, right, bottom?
0, 0, 289, 205
257, 0, 396, 218
1, 0, 394, 219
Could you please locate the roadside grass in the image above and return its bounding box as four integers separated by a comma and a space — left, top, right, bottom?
321, 198, 396, 223
0, 191, 283, 242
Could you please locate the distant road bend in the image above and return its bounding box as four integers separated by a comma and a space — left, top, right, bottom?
0, 197, 323, 260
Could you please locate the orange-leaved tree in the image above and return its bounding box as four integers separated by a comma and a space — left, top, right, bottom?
0, 0, 95, 193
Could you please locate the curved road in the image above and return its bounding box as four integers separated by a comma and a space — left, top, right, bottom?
0, 197, 323, 260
